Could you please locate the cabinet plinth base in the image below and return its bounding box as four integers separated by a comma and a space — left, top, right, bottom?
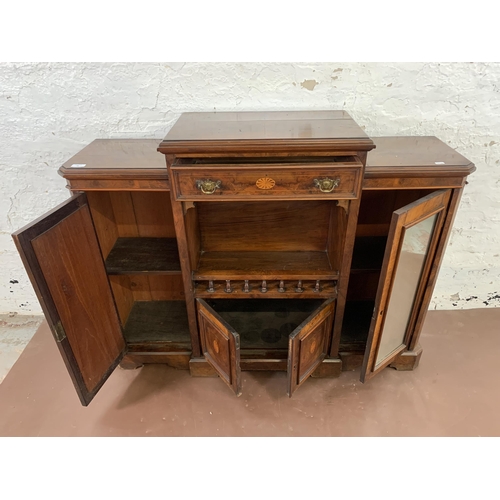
311, 358, 342, 378
189, 356, 343, 377
120, 356, 144, 370
389, 345, 423, 371
121, 352, 191, 370
339, 352, 364, 371
121, 349, 424, 373
189, 358, 218, 377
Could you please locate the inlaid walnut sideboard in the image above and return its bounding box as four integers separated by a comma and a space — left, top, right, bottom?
12, 111, 475, 405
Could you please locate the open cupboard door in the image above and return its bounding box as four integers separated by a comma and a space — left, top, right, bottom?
287, 298, 335, 396
360, 190, 451, 383
12, 194, 126, 406
197, 299, 242, 396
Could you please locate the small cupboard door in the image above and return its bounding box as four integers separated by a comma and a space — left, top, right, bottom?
12, 193, 126, 406
197, 299, 242, 396
287, 298, 335, 396
360, 190, 451, 382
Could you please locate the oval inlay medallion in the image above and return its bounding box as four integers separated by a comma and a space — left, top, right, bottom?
256, 177, 276, 190
213, 339, 220, 354
309, 340, 317, 354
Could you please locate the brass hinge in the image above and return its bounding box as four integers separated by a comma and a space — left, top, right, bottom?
53, 321, 67, 342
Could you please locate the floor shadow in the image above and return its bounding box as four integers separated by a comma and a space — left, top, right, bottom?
114, 364, 183, 409
242, 370, 289, 401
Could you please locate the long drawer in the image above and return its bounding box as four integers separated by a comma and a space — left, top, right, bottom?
169, 158, 363, 201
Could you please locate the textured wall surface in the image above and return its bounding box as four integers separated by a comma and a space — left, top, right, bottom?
1, 62, 499, 314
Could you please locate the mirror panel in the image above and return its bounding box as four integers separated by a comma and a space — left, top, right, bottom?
375, 213, 438, 365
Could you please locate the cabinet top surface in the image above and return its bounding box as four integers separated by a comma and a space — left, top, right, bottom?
61, 139, 165, 171
367, 136, 473, 168
158, 111, 375, 153
60, 136, 474, 171
58, 136, 475, 189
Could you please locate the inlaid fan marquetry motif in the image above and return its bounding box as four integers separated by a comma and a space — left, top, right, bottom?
256, 177, 276, 189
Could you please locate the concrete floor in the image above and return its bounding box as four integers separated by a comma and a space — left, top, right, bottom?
0, 315, 43, 383
0, 308, 499, 436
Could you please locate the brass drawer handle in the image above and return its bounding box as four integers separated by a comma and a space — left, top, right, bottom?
195, 179, 221, 195
314, 177, 340, 193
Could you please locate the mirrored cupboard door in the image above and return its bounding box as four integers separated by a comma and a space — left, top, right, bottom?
360, 189, 451, 382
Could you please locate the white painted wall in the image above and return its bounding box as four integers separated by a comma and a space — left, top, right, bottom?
1, 62, 498, 314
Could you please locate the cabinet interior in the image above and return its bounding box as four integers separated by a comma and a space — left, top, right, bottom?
187, 199, 346, 283
205, 298, 324, 352
341, 188, 435, 352
85, 187, 442, 358
86, 191, 190, 350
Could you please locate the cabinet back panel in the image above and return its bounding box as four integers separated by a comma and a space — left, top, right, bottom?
347, 272, 380, 301
87, 191, 176, 245
108, 192, 139, 236
109, 274, 185, 326
129, 275, 185, 301
340, 300, 374, 349
198, 200, 331, 252
86, 191, 119, 259
109, 275, 135, 325
356, 189, 434, 237
129, 191, 176, 238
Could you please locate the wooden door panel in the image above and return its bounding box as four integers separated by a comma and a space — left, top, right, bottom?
287, 298, 335, 396
12, 194, 126, 406
360, 189, 451, 382
197, 299, 241, 395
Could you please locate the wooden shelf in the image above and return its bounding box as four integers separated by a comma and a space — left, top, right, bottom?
194, 251, 338, 281
123, 300, 191, 351
350, 236, 387, 273
105, 237, 181, 275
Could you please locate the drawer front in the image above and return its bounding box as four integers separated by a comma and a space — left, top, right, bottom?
170, 166, 362, 201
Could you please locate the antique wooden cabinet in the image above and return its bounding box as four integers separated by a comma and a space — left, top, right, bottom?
12, 111, 475, 405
